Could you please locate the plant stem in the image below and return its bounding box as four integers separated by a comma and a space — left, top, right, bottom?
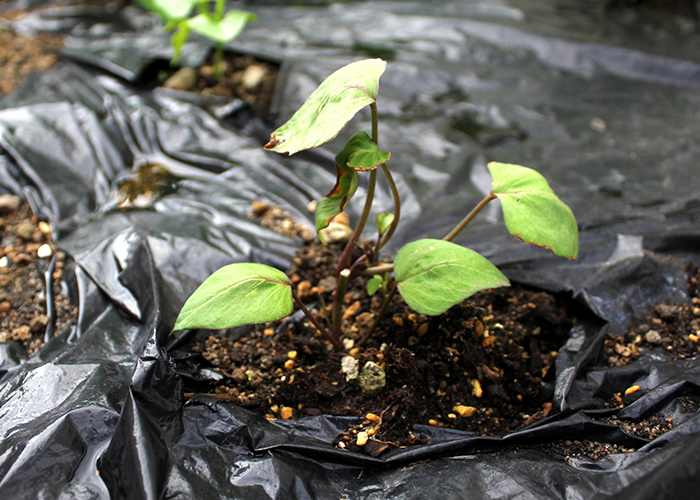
214, 42, 224, 80
215, 0, 225, 20
357, 284, 397, 348
336, 104, 381, 275
443, 193, 497, 242
292, 290, 343, 351
364, 263, 394, 276
332, 269, 351, 336
377, 162, 400, 250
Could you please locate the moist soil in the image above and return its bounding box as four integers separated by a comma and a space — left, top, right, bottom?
184, 205, 700, 459
605, 268, 700, 368
190, 233, 575, 456
0, 196, 77, 357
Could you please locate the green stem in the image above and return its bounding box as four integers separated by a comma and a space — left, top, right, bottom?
215, 0, 225, 21
335, 103, 381, 274
293, 290, 343, 352
443, 193, 497, 242
214, 42, 224, 80
377, 162, 400, 250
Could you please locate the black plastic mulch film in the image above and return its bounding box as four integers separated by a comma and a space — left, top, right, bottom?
1, 1, 700, 499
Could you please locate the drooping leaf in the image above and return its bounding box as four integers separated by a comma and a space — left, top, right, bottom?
314, 132, 391, 242
489, 162, 579, 259
187, 10, 258, 43
376, 213, 394, 236
173, 263, 292, 331
344, 131, 391, 171
264, 59, 387, 155
394, 239, 509, 316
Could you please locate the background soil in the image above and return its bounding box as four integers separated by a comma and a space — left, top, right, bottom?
0, 196, 77, 357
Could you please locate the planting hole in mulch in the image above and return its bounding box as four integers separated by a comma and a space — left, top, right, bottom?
142, 51, 280, 119
184, 220, 579, 457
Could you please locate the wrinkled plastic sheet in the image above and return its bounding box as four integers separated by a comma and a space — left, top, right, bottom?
1, 1, 700, 499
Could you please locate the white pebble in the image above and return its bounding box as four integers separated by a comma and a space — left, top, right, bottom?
37, 244, 53, 258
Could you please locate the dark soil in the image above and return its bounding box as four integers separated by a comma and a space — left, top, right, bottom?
146, 51, 280, 119
605, 268, 700, 367
190, 238, 575, 456
0, 196, 77, 357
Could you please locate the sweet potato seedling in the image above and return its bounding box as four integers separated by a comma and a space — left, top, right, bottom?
173, 58, 579, 352
137, 0, 256, 78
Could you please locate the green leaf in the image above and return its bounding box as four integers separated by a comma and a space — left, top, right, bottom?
314, 132, 390, 242
173, 263, 292, 331
138, 0, 199, 22
187, 10, 258, 43
367, 275, 384, 296
376, 213, 394, 236
489, 162, 579, 259
264, 59, 387, 155
395, 239, 509, 316
344, 132, 390, 171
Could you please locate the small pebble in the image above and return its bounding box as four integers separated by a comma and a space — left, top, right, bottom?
280, 407, 293, 419
417, 322, 429, 337
482, 336, 496, 348
287, 350, 297, 359
472, 379, 483, 398
356, 431, 369, 446
689, 334, 699, 342
365, 413, 380, 422
624, 385, 641, 396
428, 419, 438, 426
453, 405, 477, 418
0, 194, 21, 211
284, 359, 295, 371
37, 244, 52, 258
0, 301, 10, 313
162, 67, 198, 91
11, 325, 31, 341
644, 330, 663, 345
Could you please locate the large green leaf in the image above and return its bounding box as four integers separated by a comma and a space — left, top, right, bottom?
394, 239, 509, 316
489, 162, 578, 259
264, 59, 387, 155
173, 263, 292, 331
187, 10, 258, 43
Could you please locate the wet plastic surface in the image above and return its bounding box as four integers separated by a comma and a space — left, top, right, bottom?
1, 1, 700, 498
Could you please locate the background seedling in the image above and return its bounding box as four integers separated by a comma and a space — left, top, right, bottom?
174, 58, 579, 352
137, 0, 257, 78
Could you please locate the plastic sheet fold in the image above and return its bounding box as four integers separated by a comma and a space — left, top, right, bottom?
1, 1, 700, 498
